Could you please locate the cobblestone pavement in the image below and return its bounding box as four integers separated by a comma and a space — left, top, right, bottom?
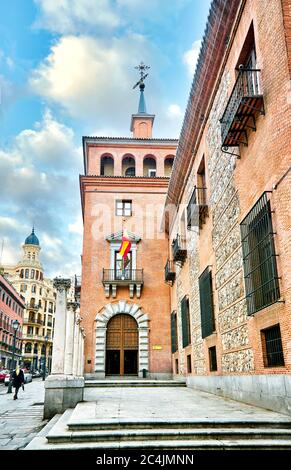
0, 379, 47, 450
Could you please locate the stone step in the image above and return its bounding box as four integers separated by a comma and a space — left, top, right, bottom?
85, 379, 186, 388
47, 427, 291, 444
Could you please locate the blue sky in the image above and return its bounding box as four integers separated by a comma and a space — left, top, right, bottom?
0, 0, 211, 277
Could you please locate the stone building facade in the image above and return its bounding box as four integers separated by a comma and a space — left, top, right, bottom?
3, 229, 56, 372
0, 274, 25, 369
165, 0, 291, 413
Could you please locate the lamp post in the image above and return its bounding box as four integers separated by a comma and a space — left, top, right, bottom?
7, 319, 20, 394
42, 335, 49, 381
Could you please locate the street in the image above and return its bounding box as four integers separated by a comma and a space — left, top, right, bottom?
0, 379, 46, 450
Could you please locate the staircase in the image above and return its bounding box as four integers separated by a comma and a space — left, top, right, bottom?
85, 378, 187, 388
26, 403, 291, 450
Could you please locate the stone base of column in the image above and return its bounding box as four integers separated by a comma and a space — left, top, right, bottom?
44, 375, 85, 419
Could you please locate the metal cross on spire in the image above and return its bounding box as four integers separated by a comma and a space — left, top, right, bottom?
132, 62, 150, 89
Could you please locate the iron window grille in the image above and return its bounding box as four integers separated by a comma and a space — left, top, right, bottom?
209, 346, 217, 371
171, 311, 178, 354
199, 267, 215, 339
261, 324, 284, 367
240, 192, 280, 315
116, 200, 132, 217
181, 296, 191, 348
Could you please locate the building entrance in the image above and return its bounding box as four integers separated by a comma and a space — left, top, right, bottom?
106, 314, 138, 375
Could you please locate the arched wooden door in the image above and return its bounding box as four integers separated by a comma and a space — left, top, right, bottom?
106, 314, 138, 376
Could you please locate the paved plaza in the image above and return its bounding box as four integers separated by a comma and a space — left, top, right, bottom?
0, 379, 46, 450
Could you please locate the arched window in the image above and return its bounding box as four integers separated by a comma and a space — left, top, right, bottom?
25, 269, 29, 279
36, 271, 39, 280
25, 343, 32, 353
122, 155, 135, 177
164, 156, 174, 177
30, 298, 35, 307
100, 154, 114, 176
20, 269, 24, 279
143, 155, 156, 177
33, 343, 38, 354
31, 284, 36, 293
31, 269, 35, 279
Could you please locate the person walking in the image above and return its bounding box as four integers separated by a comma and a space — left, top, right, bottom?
12, 366, 25, 400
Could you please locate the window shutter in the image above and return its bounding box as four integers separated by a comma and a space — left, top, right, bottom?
199, 267, 215, 339
181, 297, 190, 348
171, 312, 177, 353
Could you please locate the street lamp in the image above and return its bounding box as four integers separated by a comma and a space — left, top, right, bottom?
42, 335, 49, 381
7, 319, 20, 394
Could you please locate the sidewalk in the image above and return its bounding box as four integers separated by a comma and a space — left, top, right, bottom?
0, 379, 47, 450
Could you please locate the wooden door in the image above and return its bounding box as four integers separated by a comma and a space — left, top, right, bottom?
106, 314, 138, 375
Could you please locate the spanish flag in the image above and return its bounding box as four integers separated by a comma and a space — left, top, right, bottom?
119, 228, 132, 260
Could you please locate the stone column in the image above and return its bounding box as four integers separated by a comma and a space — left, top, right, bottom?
44, 279, 85, 420
64, 302, 78, 375
73, 311, 82, 376
77, 327, 84, 376
51, 278, 71, 375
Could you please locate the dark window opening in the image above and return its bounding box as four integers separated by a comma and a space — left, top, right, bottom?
175, 358, 179, 374
262, 324, 284, 367
187, 354, 192, 374
209, 346, 217, 371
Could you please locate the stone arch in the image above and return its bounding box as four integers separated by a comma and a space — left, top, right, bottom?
122, 154, 136, 176
143, 154, 156, 177
164, 155, 175, 177
95, 300, 149, 378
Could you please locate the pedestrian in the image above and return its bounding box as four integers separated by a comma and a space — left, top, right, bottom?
12, 365, 25, 400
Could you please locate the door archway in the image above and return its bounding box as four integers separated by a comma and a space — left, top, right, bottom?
106, 314, 138, 375
95, 300, 149, 378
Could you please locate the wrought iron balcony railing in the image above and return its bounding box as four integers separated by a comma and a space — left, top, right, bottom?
172, 235, 187, 264
102, 269, 143, 299
103, 269, 143, 283
164, 260, 176, 284
220, 68, 265, 149
187, 186, 208, 229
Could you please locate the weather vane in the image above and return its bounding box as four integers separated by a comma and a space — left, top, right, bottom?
133, 62, 150, 89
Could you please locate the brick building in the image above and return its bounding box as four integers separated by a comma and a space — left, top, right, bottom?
165, 0, 291, 412
78, 0, 290, 411
80, 69, 177, 378
0, 274, 25, 369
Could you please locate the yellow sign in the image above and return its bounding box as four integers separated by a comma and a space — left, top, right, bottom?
153, 345, 162, 350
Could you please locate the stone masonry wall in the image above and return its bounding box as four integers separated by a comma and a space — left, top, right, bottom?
206, 71, 254, 374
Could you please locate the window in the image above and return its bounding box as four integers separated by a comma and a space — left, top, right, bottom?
30, 269, 35, 279
187, 354, 192, 374
171, 311, 178, 353
20, 284, 27, 292
148, 169, 156, 177
25, 269, 29, 279
175, 358, 179, 374
209, 346, 217, 371
36, 271, 39, 280
25, 343, 32, 353
20, 269, 24, 279
181, 296, 191, 348
31, 285, 36, 293
116, 200, 132, 217
27, 326, 33, 335
125, 167, 135, 176
240, 192, 280, 315
261, 324, 284, 367
199, 267, 215, 338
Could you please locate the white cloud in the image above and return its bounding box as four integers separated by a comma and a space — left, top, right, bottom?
183, 39, 201, 77
167, 104, 183, 119
29, 34, 157, 130
0, 110, 83, 277
68, 215, 83, 235
34, 0, 120, 34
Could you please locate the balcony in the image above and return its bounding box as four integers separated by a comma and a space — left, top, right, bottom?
220, 68, 265, 149
187, 186, 208, 229
164, 260, 176, 285
172, 235, 187, 265
102, 269, 143, 299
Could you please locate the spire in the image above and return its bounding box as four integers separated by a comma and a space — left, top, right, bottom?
138, 83, 147, 113
131, 62, 155, 138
